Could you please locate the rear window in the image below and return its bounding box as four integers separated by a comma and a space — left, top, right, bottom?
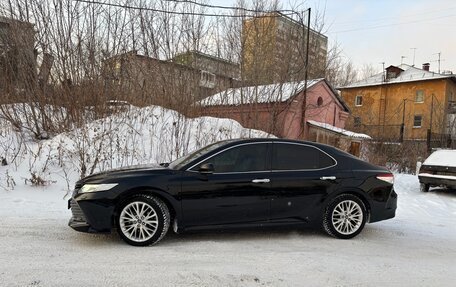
272, 143, 336, 170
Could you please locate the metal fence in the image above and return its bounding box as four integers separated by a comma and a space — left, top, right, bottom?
355, 124, 403, 142
427, 131, 456, 151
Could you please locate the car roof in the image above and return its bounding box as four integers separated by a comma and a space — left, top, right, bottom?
423, 149, 456, 167
224, 138, 338, 150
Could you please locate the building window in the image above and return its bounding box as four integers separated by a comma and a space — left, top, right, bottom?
355, 95, 363, 106
317, 97, 323, 107
354, 117, 361, 127
415, 90, 424, 103
413, 115, 422, 128
199, 70, 216, 88
387, 71, 397, 79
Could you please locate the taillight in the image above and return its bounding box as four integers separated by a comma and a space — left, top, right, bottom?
376, 173, 394, 184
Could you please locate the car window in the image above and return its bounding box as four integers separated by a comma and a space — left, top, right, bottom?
193, 143, 268, 173
272, 143, 335, 170
169, 140, 236, 170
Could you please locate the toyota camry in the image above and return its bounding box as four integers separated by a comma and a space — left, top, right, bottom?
68, 138, 397, 246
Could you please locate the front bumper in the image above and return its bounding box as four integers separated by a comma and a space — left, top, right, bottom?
68, 197, 114, 233
68, 217, 92, 232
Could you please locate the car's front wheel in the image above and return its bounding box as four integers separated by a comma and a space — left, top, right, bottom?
323, 194, 367, 239
116, 195, 170, 246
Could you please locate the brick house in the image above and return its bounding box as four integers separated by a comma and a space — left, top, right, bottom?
198, 78, 370, 156
339, 64, 456, 143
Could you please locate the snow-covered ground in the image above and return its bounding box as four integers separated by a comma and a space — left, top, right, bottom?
1, 106, 455, 286
0, 174, 455, 287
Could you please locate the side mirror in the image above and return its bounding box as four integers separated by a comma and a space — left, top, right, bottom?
199, 163, 214, 174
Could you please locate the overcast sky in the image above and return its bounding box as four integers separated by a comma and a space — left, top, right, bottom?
211, 0, 456, 74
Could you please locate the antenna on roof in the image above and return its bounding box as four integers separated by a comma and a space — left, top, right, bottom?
431, 52, 444, 74
410, 48, 417, 67
401, 56, 407, 65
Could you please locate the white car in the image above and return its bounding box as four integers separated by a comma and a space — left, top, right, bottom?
418, 149, 456, 192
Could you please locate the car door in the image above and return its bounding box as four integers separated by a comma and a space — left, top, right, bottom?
269, 142, 340, 223
179, 142, 272, 228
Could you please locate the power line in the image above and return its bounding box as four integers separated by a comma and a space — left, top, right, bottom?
161, 0, 296, 14
72, 0, 301, 18
330, 13, 455, 34
332, 5, 456, 26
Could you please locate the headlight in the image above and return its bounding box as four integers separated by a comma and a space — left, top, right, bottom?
79, 183, 118, 193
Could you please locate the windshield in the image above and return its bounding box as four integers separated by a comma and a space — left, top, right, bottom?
168, 140, 235, 170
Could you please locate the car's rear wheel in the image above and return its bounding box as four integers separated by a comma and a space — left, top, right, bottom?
116, 195, 170, 246
323, 194, 367, 239
420, 183, 430, 192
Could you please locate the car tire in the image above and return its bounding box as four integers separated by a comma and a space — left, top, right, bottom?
116, 194, 170, 246
323, 194, 367, 239
420, 183, 430, 192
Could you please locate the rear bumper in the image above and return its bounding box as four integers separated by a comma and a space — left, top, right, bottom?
369, 187, 398, 223
418, 174, 456, 188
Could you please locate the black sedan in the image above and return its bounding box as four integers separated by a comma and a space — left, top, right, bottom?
69, 139, 397, 246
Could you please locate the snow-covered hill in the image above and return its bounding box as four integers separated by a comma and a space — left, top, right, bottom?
0, 105, 271, 192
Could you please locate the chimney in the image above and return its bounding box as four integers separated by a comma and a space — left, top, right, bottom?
422, 63, 430, 71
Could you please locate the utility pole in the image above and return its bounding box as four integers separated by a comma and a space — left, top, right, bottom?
430, 94, 434, 134
428, 94, 435, 151
410, 48, 417, 66
400, 99, 406, 142
300, 8, 311, 139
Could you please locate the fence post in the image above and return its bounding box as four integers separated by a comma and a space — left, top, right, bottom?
426, 129, 431, 152
399, 124, 404, 142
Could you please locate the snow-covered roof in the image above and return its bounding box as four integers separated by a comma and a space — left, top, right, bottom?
339, 64, 456, 89
423, 149, 456, 167
307, 120, 372, 140
198, 79, 323, 106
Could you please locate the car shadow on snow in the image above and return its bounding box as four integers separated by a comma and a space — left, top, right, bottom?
163, 227, 323, 245
68, 231, 121, 246
67, 225, 407, 247
68, 226, 328, 247
429, 187, 456, 198
67, 223, 404, 247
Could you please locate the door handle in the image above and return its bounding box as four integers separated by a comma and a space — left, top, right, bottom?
320, 176, 336, 180
252, 178, 270, 183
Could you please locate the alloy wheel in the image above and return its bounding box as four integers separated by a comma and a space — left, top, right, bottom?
331, 200, 363, 235
119, 201, 159, 242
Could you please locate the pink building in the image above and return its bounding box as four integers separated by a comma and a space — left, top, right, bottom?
197, 78, 370, 156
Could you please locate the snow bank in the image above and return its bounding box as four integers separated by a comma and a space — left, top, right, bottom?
0, 105, 271, 191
